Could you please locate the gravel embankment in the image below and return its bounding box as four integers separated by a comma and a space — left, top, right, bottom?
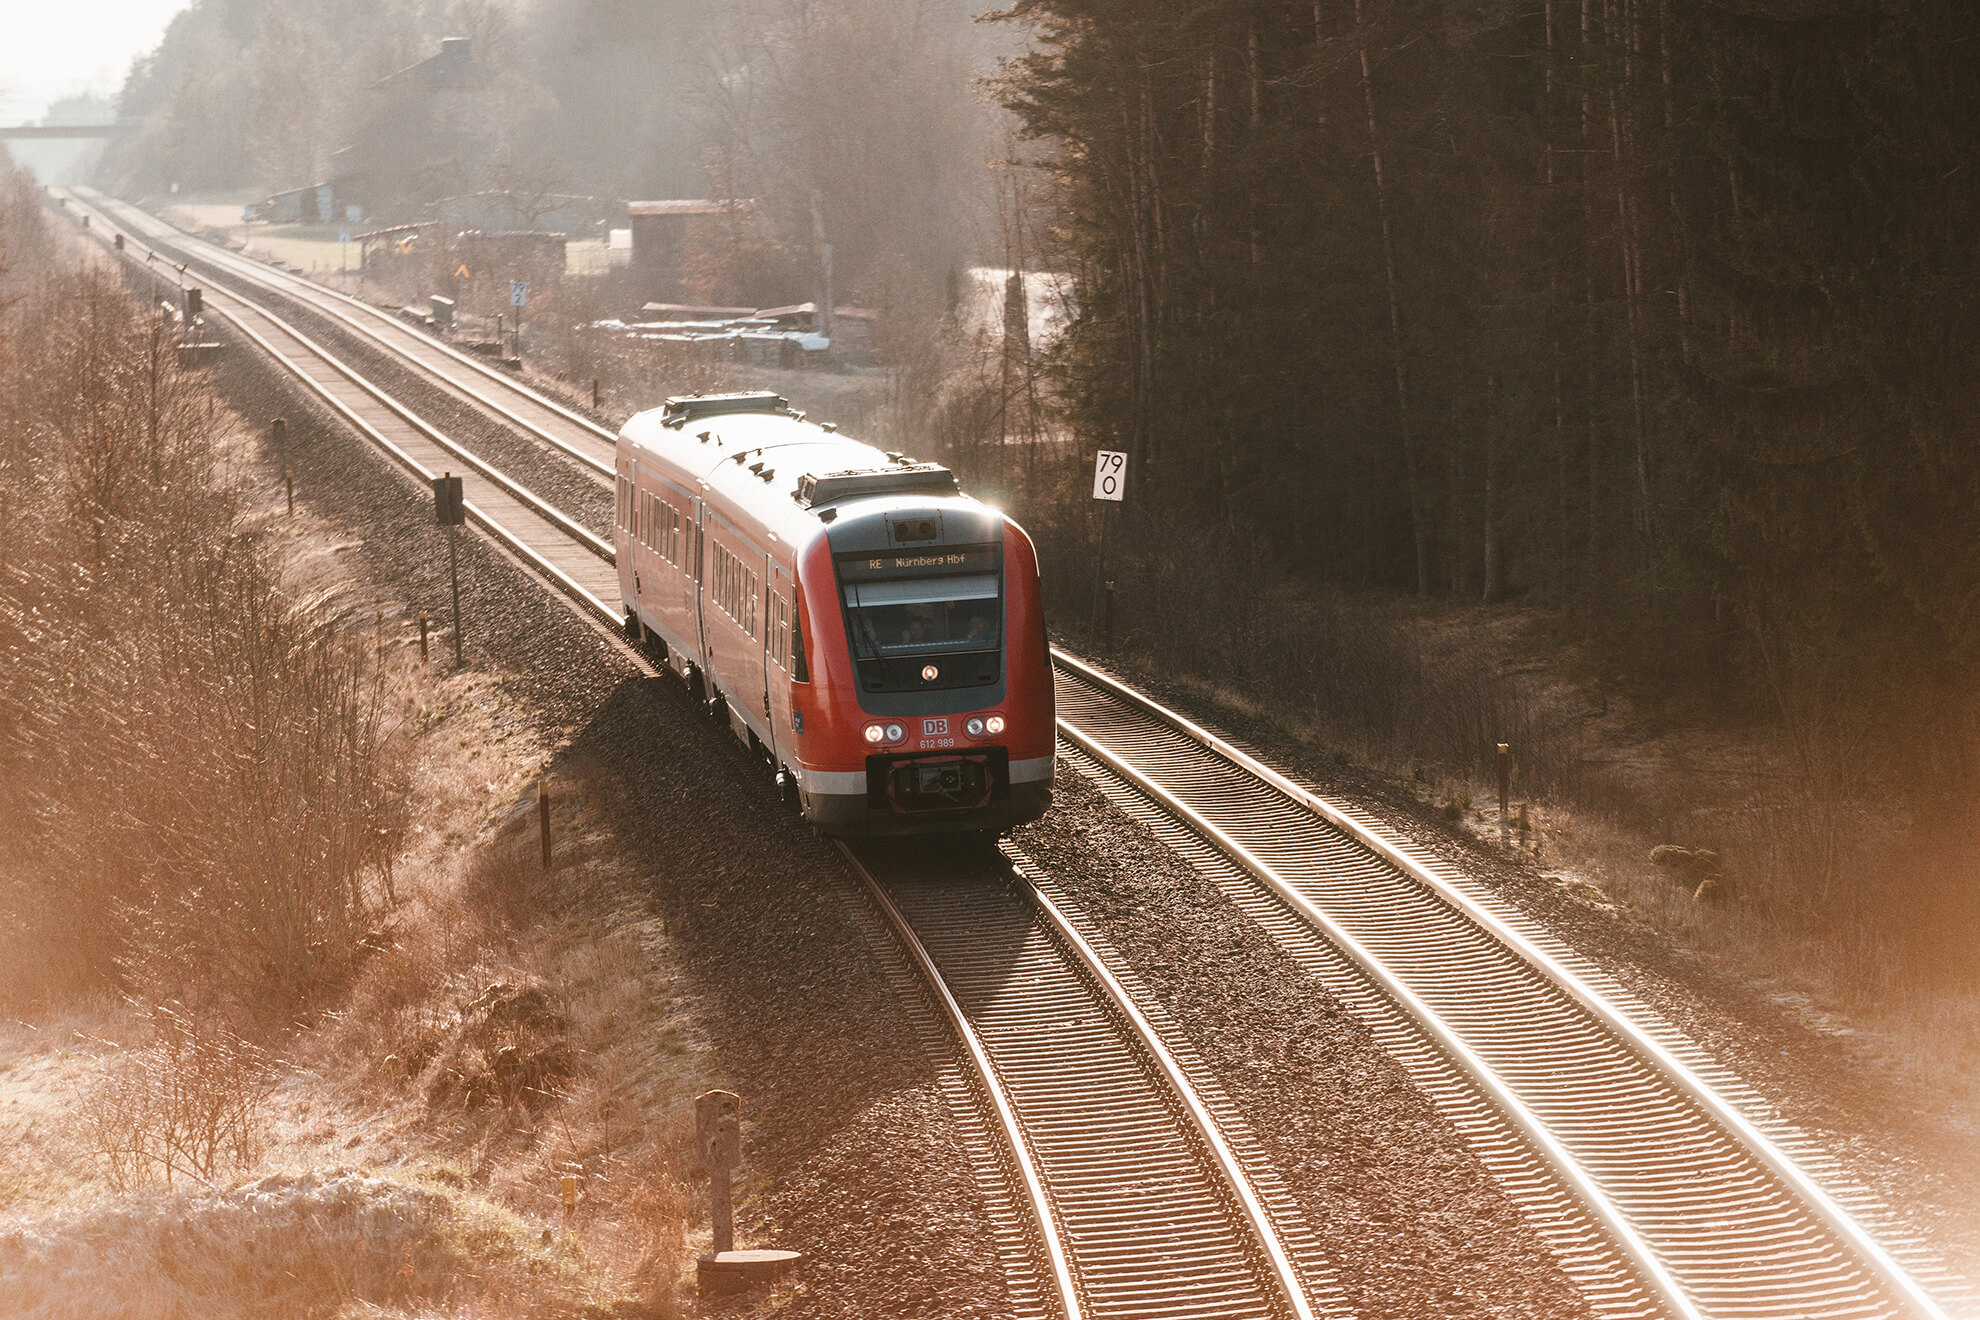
1014, 773, 1596, 1320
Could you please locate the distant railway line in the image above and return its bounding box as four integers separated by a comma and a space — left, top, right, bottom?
47, 184, 1965, 1320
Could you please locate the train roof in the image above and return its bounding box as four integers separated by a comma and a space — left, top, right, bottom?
619, 394, 996, 552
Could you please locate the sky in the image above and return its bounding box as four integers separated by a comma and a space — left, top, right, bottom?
0, 0, 189, 123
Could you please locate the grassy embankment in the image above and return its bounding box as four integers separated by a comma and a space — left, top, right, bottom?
0, 170, 704, 1319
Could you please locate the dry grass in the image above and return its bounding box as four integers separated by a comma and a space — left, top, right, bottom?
1, 665, 705, 1318
0, 186, 405, 1018
1, 168, 706, 1316
76, 1005, 277, 1192
0, 1168, 627, 1320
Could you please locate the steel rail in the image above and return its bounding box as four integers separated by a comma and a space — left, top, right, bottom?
837, 842, 1084, 1320
62, 183, 1939, 1320
1049, 649, 1950, 1320
70, 187, 618, 477
845, 842, 1332, 1320
1052, 706, 1695, 1320
1010, 855, 1318, 1320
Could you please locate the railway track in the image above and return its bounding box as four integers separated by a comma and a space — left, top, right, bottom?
845, 841, 1350, 1320
1052, 653, 1962, 1320
49, 188, 1966, 1320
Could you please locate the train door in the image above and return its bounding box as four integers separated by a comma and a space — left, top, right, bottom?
760, 553, 778, 768
691, 500, 709, 677
615, 462, 636, 613
768, 560, 802, 769
632, 466, 650, 620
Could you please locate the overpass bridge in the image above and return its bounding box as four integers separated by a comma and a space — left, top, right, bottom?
0, 122, 139, 141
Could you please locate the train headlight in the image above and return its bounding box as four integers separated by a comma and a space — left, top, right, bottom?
864, 723, 887, 744
921, 664, 940, 682
966, 717, 985, 737
885, 723, 905, 743
985, 715, 1006, 735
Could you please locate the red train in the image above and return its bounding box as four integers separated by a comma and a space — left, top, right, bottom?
615, 392, 1055, 835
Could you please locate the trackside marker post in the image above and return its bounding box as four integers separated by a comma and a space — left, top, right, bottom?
538, 777, 552, 870
1091, 449, 1126, 649
697, 1090, 741, 1255
510, 280, 527, 361
433, 472, 466, 666
694, 1089, 801, 1294
1497, 742, 1512, 842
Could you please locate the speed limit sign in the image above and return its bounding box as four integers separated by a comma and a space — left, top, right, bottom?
1092, 449, 1127, 501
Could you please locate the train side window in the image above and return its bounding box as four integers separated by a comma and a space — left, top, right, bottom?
790, 596, 809, 682
616, 477, 627, 530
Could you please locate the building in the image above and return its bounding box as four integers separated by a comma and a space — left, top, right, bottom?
627, 199, 751, 301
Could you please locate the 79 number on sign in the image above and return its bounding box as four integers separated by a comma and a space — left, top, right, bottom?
1092, 449, 1127, 501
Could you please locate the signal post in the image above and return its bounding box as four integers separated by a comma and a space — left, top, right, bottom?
433, 472, 466, 666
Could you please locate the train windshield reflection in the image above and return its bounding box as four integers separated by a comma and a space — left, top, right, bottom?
844, 574, 1001, 658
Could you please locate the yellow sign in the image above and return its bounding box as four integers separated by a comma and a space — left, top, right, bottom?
397, 237, 414, 254
455, 263, 470, 278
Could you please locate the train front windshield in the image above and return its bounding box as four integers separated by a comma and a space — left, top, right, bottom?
844, 575, 1002, 659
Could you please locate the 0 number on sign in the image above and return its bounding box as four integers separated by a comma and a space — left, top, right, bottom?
1092, 449, 1127, 501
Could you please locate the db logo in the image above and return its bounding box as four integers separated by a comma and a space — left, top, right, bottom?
922, 718, 949, 736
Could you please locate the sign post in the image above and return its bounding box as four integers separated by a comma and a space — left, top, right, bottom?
509, 280, 527, 360
1090, 449, 1126, 649
433, 472, 466, 666
690, 1088, 801, 1295
695, 1090, 743, 1255
339, 226, 350, 281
